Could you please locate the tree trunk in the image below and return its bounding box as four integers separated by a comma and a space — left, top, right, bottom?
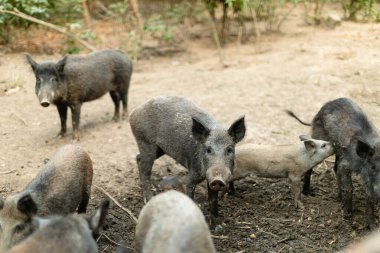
127, 0, 143, 32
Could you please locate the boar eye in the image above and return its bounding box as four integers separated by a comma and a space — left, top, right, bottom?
15, 224, 25, 233
206, 147, 212, 154
36, 77, 41, 83
321, 143, 326, 148
226, 146, 233, 154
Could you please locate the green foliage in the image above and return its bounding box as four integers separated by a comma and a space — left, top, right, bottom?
144, 15, 174, 43
341, 0, 379, 21
0, 0, 53, 26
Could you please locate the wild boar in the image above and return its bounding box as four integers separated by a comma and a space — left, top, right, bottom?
5, 200, 109, 253
130, 96, 245, 227
230, 135, 334, 209
26, 49, 133, 140
135, 190, 216, 253
287, 97, 380, 229
0, 144, 93, 251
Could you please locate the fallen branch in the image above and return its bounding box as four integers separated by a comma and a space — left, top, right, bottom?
0, 9, 97, 51
0, 170, 17, 175
211, 235, 229, 239
94, 185, 138, 223
100, 233, 135, 251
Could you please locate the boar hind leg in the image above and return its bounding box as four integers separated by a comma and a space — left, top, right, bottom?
336, 159, 353, 217
333, 154, 342, 200
57, 103, 68, 137
77, 188, 90, 213
289, 175, 304, 210
136, 142, 164, 203
228, 181, 236, 195
70, 104, 82, 140
365, 195, 377, 230
120, 89, 129, 120
110, 91, 121, 121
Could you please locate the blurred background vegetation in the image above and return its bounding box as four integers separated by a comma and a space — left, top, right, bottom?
0, 0, 379, 58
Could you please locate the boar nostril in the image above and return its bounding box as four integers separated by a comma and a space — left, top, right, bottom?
210, 180, 226, 191
40, 100, 50, 107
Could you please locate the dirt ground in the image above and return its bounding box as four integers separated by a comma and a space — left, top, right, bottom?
1, 5, 380, 253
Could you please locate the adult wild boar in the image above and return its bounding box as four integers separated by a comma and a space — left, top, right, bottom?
230, 135, 334, 209
26, 49, 133, 140
287, 97, 380, 229
5, 201, 109, 253
135, 190, 216, 253
0, 144, 93, 252
130, 96, 245, 227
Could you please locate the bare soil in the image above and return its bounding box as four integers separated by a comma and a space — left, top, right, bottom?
1, 5, 380, 253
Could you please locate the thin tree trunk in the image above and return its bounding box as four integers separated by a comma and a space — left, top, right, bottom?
82, 0, 92, 28
127, 0, 143, 32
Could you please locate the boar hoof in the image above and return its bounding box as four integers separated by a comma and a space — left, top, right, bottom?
112, 115, 120, 122
296, 201, 304, 210
368, 222, 377, 230
56, 131, 65, 138
72, 133, 80, 142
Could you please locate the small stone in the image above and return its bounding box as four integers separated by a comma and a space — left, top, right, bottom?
250, 233, 256, 239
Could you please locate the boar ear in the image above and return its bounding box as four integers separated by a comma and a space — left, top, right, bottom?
56, 56, 67, 74
17, 194, 37, 217
25, 54, 38, 73
356, 140, 374, 159
304, 140, 316, 152
228, 116, 246, 143
299, 134, 311, 141
89, 200, 110, 238
192, 117, 210, 143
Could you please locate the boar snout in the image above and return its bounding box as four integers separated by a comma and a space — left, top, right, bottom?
206, 167, 232, 191
40, 98, 51, 107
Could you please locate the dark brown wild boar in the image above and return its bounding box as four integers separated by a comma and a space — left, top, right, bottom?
26, 49, 133, 140
287, 97, 380, 229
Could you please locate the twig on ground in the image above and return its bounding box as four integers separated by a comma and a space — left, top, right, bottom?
94, 185, 138, 223
0, 9, 96, 51
277, 236, 294, 244
211, 235, 229, 239
10, 113, 27, 126
0, 170, 17, 175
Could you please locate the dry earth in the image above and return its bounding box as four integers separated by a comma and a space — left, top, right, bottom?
1, 6, 380, 253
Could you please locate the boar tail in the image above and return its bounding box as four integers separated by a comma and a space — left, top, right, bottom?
285, 110, 311, 126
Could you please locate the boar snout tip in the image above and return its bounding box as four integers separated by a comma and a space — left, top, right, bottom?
40, 99, 51, 107
209, 179, 227, 191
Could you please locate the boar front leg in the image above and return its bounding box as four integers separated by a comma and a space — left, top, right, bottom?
289, 174, 304, 210
70, 104, 82, 140
208, 185, 219, 228
57, 103, 68, 137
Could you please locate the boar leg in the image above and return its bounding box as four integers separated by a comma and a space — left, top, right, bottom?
289, 175, 304, 210
365, 194, 377, 230
336, 159, 353, 217
136, 143, 163, 203
70, 104, 82, 140
208, 185, 219, 228
302, 168, 313, 195
57, 103, 68, 137
77, 188, 90, 213
120, 89, 129, 120
110, 91, 121, 121
228, 181, 236, 195
333, 154, 342, 200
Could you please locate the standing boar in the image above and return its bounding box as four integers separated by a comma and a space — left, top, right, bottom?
130, 96, 245, 227
0, 144, 93, 252
135, 190, 216, 253
5, 200, 109, 253
229, 135, 334, 209
287, 97, 380, 229
26, 49, 133, 140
